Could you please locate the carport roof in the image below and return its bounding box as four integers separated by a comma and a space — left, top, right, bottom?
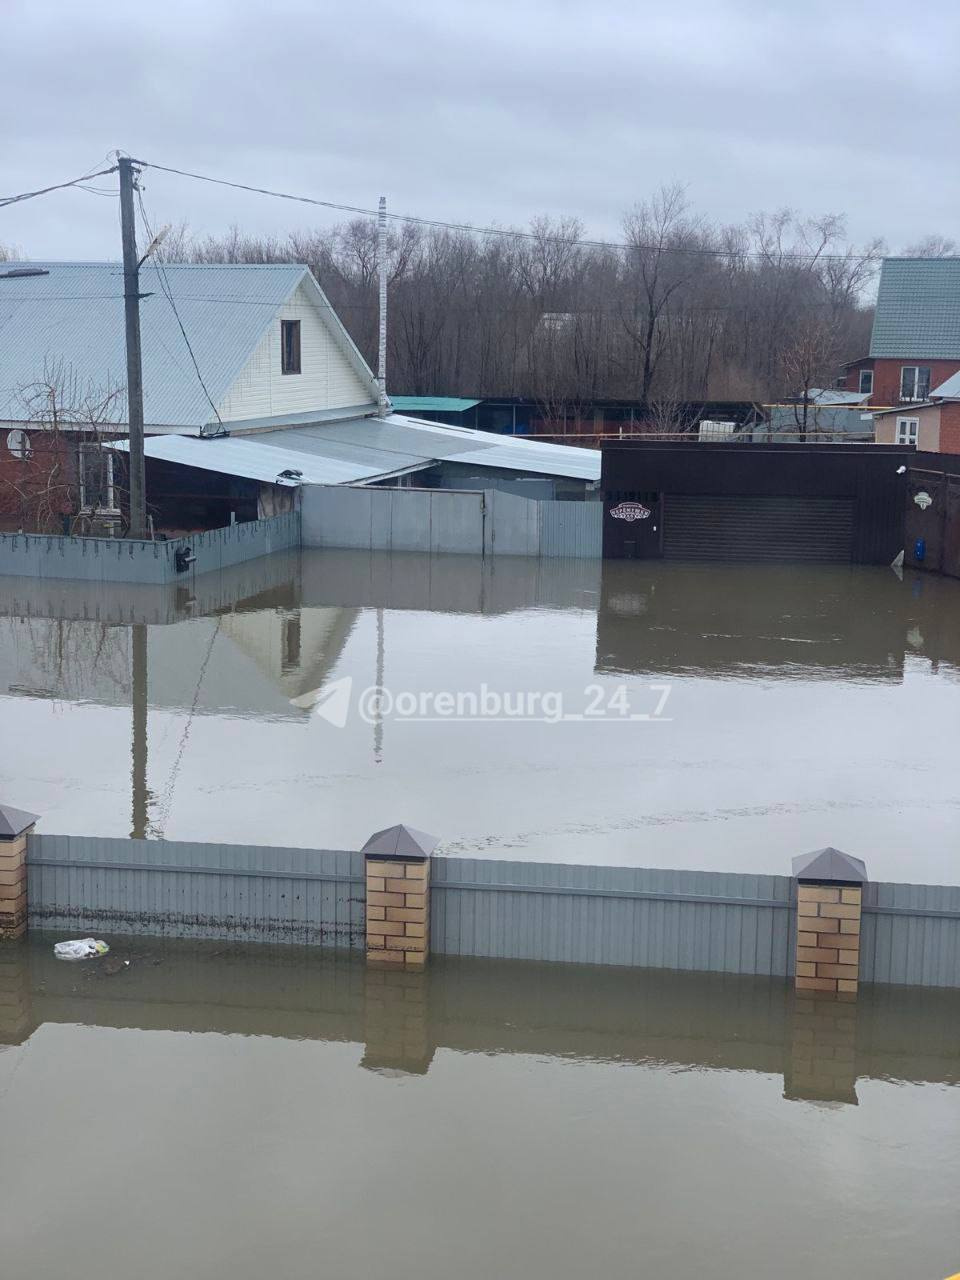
113, 412, 601, 485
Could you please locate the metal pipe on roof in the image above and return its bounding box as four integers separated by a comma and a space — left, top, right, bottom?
377, 195, 388, 418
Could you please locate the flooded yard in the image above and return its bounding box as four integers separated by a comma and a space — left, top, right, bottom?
1, 550, 959, 882
0, 939, 957, 1280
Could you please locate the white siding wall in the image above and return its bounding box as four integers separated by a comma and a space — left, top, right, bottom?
217, 282, 374, 423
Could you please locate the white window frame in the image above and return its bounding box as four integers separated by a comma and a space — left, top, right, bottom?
900, 366, 930, 401
895, 416, 919, 446
78, 442, 116, 511
858, 368, 873, 395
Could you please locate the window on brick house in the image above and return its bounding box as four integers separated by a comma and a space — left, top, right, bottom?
281, 319, 301, 375
79, 443, 116, 510
896, 417, 919, 446
900, 366, 930, 401
858, 369, 873, 395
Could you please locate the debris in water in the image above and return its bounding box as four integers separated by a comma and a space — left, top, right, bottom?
53, 938, 110, 962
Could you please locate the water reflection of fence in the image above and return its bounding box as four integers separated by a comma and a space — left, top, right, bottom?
24, 835, 960, 988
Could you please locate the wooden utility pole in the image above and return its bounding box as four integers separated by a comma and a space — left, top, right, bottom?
118, 156, 147, 538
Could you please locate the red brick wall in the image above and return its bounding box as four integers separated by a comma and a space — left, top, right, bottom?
0, 430, 78, 532
938, 402, 960, 455
844, 358, 960, 405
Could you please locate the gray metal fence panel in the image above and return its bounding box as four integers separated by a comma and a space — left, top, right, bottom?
27, 834, 365, 947
0, 512, 299, 584
23, 836, 960, 985
430, 858, 797, 975
485, 489, 541, 555
539, 500, 603, 558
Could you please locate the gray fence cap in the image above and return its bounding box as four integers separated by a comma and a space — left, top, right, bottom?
362, 824, 440, 859
792, 846, 867, 884
0, 803, 38, 839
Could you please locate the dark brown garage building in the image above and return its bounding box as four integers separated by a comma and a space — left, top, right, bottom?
602, 441, 911, 564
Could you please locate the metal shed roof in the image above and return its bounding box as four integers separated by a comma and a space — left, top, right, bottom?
114, 412, 601, 485
0, 261, 377, 428
112, 432, 428, 486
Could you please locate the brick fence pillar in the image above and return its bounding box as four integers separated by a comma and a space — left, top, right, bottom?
365, 856, 430, 968
792, 847, 866, 997
0, 805, 38, 943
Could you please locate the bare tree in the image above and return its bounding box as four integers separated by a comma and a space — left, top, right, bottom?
901, 234, 958, 258
779, 315, 842, 441
0, 361, 126, 534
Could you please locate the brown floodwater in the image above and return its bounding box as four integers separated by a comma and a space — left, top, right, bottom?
0, 937, 957, 1280
1, 550, 959, 882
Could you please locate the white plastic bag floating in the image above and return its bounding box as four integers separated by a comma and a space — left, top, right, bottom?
53, 938, 110, 961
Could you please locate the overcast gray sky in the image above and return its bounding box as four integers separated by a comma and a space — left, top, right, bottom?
3, 0, 957, 261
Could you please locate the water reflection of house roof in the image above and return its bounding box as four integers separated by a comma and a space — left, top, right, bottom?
0, 606, 359, 720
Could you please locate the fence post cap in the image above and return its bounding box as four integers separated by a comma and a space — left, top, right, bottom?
361, 824, 440, 860
0, 803, 38, 840
792, 846, 867, 884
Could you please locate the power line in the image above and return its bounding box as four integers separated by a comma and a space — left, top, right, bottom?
132, 156, 881, 265
135, 187, 226, 436
0, 164, 117, 210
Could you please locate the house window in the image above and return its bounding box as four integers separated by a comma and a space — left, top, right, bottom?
895, 417, 919, 446
858, 369, 873, 395
78, 443, 116, 510
900, 366, 930, 401
281, 319, 301, 375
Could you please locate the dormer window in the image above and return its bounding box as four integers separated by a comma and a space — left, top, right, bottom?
281, 320, 301, 375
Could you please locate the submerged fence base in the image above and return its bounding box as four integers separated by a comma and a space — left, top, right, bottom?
9, 827, 960, 989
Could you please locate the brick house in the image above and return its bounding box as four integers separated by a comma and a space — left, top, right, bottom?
842, 257, 960, 411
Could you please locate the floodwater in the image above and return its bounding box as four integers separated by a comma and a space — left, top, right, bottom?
1, 550, 959, 883
0, 938, 957, 1280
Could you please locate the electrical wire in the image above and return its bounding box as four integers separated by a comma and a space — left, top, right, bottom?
0, 164, 117, 209
135, 187, 226, 436
132, 156, 880, 265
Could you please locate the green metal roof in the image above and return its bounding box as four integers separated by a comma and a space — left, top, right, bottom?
870, 258, 960, 359
390, 396, 481, 413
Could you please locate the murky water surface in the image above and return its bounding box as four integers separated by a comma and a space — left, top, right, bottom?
0, 939, 957, 1280
1, 551, 959, 881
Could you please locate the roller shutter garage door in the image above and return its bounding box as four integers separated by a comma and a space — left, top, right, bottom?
663, 495, 855, 562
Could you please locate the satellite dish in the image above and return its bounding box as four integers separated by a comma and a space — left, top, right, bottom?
6, 428, 31, 460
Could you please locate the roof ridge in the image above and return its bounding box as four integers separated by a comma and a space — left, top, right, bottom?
2, 261, 308, 271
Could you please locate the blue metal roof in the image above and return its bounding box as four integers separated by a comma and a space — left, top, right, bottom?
0, 261, 369, 428
870, 258, 960, 359
390, 396, 481, 413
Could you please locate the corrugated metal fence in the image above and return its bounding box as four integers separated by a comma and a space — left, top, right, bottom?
0, 512, 300, 584
26, 836, 960, 987
301, 486, 601, 558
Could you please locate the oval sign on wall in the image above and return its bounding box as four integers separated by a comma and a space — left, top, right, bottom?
610, 501, 651, 522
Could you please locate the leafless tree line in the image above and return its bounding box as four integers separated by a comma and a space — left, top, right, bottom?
159, 185, 891, 417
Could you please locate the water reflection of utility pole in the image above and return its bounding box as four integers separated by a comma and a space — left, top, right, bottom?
130, 623, 149, 838
374, 607, 384, 764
